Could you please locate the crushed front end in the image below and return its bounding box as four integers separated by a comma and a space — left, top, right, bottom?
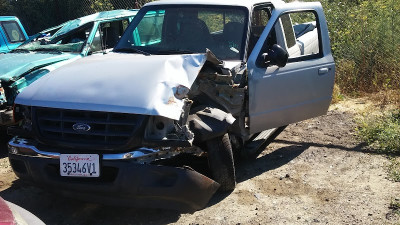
8, 50, 248, 211
8, 101, 221, 211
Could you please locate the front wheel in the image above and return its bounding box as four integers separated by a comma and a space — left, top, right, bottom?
206, 133, 236, 191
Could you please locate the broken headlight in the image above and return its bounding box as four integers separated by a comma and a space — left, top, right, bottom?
13, 104, 32, 130
174, 85, 190, 100
144, 116, 176, 140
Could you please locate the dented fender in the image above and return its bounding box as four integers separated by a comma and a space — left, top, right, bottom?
188, 106, 236, 142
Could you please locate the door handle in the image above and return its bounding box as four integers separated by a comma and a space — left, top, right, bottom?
318, 68, 329, 75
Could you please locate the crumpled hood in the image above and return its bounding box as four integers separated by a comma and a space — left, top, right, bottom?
0, 52, 77, 82
16, 52, 207, 120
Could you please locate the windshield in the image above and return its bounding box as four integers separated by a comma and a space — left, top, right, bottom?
16, 22, 94, 53
114, 5, 248, 60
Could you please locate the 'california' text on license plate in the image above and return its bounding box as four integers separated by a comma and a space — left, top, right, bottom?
60, 154, 100, 177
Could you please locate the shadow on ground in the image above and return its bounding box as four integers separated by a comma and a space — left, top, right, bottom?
0, 179, 182, 225
236, 143, 309, 183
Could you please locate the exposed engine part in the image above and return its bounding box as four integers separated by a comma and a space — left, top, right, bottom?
196, 77, 246, 117
145, 116, 175, 140
189, 49, 247, 118
144, 99, 194, 146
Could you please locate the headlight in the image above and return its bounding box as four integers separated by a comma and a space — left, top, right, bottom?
13, 104, 31, 125
174, 85, 190, 100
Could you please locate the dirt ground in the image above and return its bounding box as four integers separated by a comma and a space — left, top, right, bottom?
0, 99, 399, 225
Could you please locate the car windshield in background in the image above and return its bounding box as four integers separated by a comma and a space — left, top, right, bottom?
16, 22, 94, 53
115, 6, 248, 60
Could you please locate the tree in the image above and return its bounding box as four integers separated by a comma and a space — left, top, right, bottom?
91, 0, 114, 11
0, 0, 13, 15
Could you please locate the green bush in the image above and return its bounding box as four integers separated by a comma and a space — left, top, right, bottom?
357, 110, 400, 154
321, 0, 400, 94
388, 158, 400, 182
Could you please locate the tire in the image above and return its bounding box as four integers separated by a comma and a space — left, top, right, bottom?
206, 133, 236, 191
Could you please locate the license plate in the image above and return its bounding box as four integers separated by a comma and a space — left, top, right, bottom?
60, 154, 100, 177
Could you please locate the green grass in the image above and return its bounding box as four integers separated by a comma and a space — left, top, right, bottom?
388, 158, 400, 182
389, 197, 400, 216
357, 110, 400, 154
358, 111, 400, 216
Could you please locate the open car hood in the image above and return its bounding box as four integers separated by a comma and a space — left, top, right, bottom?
16, 52, 209, 120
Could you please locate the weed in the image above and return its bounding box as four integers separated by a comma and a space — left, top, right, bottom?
389, 198, 400, 214
331, 84, 344, 104
388, 158, 400, 182
357, 110, 400, 154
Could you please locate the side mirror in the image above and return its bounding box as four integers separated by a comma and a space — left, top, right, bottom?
259, 44, 289, 68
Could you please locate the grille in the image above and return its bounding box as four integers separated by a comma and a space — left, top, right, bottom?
34, 107, 145, 148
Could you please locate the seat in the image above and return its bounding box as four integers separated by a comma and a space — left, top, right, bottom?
104, 25, 120, 49
176, 18, 212, 52
222, 22, 244, 56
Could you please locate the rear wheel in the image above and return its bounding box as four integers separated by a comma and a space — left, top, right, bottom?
206, 133, 236, 191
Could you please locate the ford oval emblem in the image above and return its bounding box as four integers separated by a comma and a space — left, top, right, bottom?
72, 123, 91, 132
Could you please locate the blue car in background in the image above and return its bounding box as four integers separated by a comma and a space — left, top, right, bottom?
0, 10, 138, 125
0, 16, 29, 53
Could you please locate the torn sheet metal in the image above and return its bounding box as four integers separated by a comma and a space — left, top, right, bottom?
16, 52, 207, 120
190, 50, 247, 117
188, 106, 236, 142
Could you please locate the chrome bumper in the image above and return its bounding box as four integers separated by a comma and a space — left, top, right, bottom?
8, 137, 219, 211
8, 137, 198, 163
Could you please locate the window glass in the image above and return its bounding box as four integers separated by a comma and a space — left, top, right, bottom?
122, 20, 129, 31
249, 6, 271, 54
252, 7, 270, 26
280, 14, 296, 48
256, 10, 320, 68
17, 23, 94, 53
134, 10, 164, 46
89, 29, 102, 53
280, 11, 320, 59
115, 6, 248, 60
102, 19, 130, 49
1, 21, 26, 43
198, 11, 224, 33
90, 19, 131, 54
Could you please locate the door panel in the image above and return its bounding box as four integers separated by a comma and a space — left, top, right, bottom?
0, 32, 9, 53
247, 4, 335, 133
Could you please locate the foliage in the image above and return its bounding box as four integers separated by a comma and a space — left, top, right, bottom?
357, 110, 400, 154
0, 0, 13, 15
389, 197, 400, 216
331, 84, 344, 104
320, 0, 400, 94
91, 0, 114, 11
388, 158, 400, 182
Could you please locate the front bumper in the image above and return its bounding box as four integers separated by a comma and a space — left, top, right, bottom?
8, 137, 219, 211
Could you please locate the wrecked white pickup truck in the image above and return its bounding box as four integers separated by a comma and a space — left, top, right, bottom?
8, 0, 335, 211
